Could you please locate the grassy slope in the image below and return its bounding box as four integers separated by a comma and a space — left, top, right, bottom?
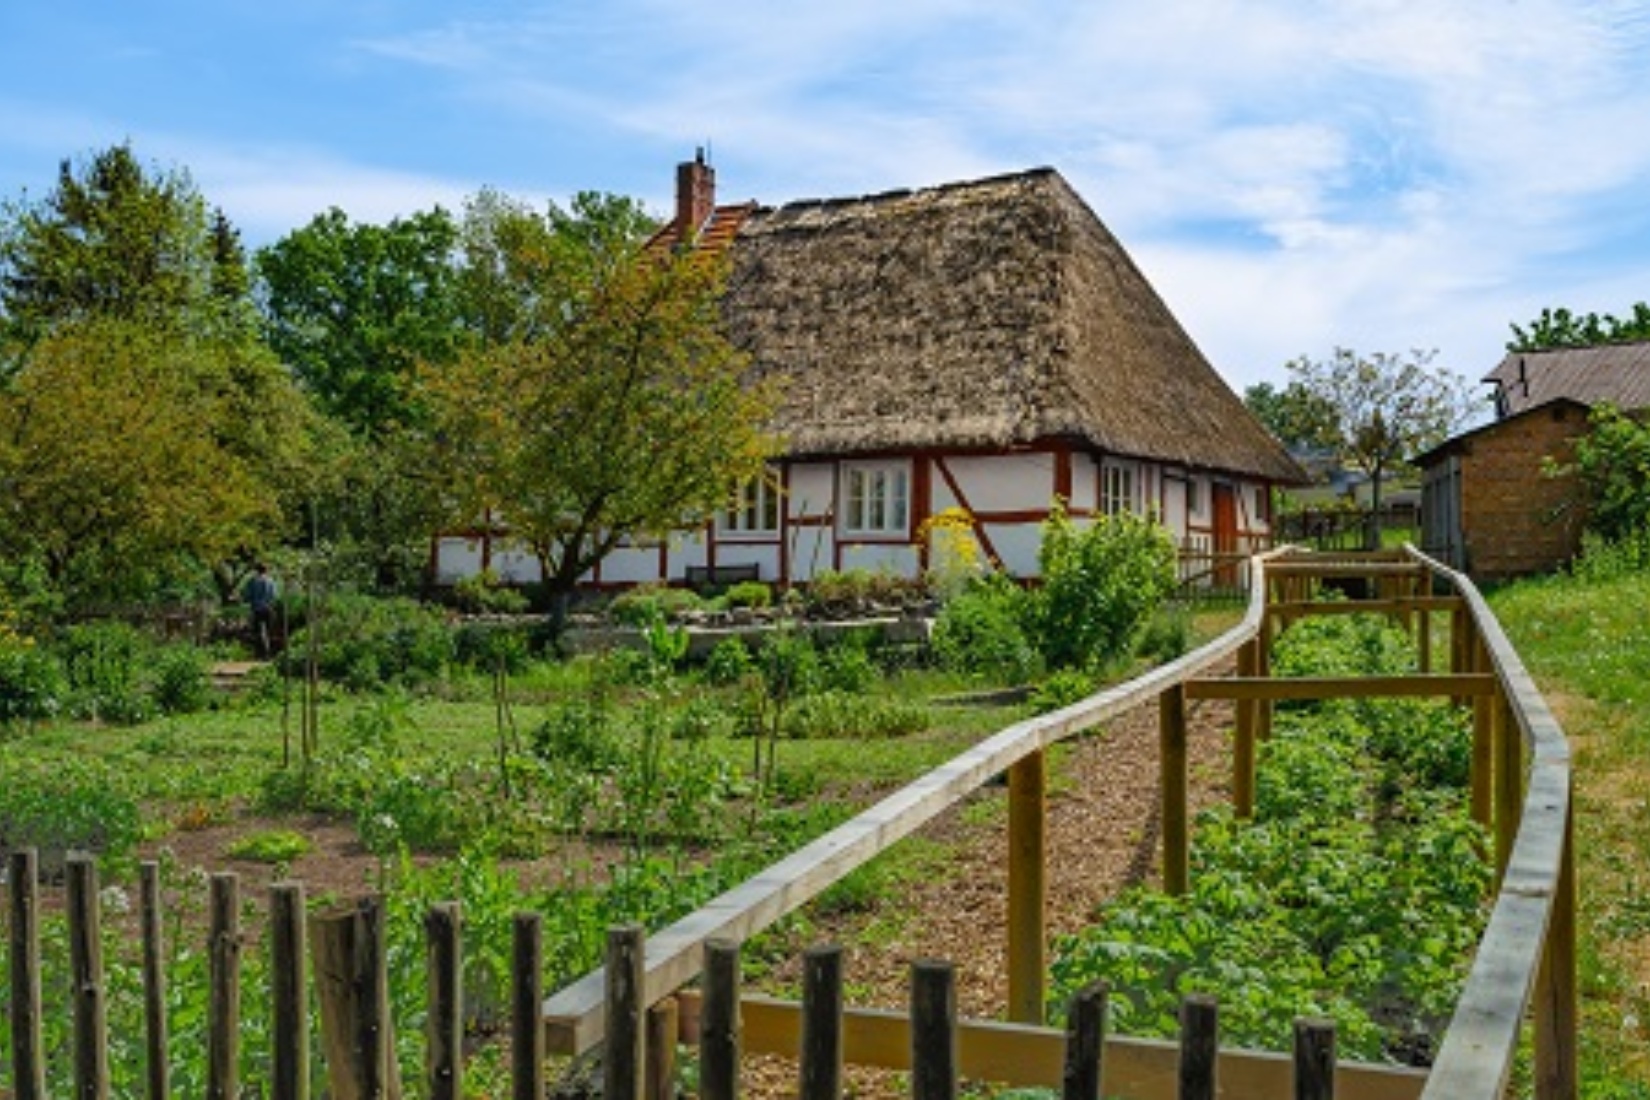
1489, 572, 1650, 1096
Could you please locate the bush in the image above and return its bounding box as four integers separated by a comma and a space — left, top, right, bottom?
724, 580, 772, 610
1030, 507, 1177, 671
608, 584, 705, 626
0, 639, 64, 727
931, 575, 1038, 683
451, 568, 531, 615
285, 593, 455, 690
0, 757, 143, 870
151, 645, 212, 715
701, 637, 755, 686
783, 690, 929, 739
57, 620, 154, 724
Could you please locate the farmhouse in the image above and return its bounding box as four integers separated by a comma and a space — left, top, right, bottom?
1417, 340, 1650, 578
435, 155, 1306, 589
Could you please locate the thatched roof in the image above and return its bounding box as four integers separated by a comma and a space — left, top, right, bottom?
719, 167, 1305, 484
1487, 341, 1650, 417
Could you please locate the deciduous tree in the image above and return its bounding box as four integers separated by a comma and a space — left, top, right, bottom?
422, 194, 779, 625
1508, 303, 1650, 351
1281, 348, 1479, 547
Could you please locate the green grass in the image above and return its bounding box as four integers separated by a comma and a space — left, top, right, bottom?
1489, 571, 1650, 1093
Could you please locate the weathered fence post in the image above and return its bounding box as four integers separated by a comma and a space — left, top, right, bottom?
605, 924, 647, 1100
1534, 792, 1579, 1099
1179, 994, 1219, 1100
1007, 747, 1047, 1023
513, 912, 546, 1100
1293, 1016, 1336, 1099
67, 853, 110, 1100
1495, 689, 1523, 881
910, 960, 957, 1100
140, 861, 171, 1100
1160, 683, 1189, 896
1470, 634, 1495, 832
272, 882, 310, 1100
700, 938, 743, 1100
208, 872, 242, 1100
312, 896, 400, 1099
8, 848, 46, 1100
1234, 638, 1259, 818
425, 902, 462, 1100
646, 997, 679, 1100
799, 944, 843, 1100
1061, 981, 1108, 1100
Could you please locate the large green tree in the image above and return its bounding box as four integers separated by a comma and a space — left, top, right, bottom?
1509, 303, 1650, 351
1242, 380, 1339, 457
422, 193, 780, 622
0, 144, 251, 362
1281, 348, 1479, 546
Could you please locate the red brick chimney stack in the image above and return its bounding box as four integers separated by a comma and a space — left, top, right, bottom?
675, 148, 715, 238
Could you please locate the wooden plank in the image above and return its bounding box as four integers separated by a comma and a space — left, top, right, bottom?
271, 883, 310, 1100
1160, 684, 1189, 897
544, 551, 1284, 1053
9, 849, 46, 1100
692, 995, 1428, 1100
67, 855, 110, 1100
1184, 674, 1496, 701
141, 862, 171, 1100
208, 873, 242, 1100
1006, 750, 1046, 1024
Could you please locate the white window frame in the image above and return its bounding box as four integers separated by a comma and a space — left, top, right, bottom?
1101, 461, 1140, 517
719, 473, 782, 537
840, 460, 911, 538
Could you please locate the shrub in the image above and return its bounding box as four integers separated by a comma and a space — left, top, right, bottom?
783, 691, 929, 739
724, 580, 772, 610
1028, 668, 1096, 714
608, 584, 704, 626
451, 568, 530, 615
0, 638, 64, 727
820, 638, 880, 695
57, 620, 154, 724
285, 593, 455, 690
0, 756, 143, 870
150, 645, 212, 715
531, 700, 621, 772
701, 637, 755, 686
227, 829, 312, 864
931, 575, 1038, 683
1030, 506, 1177, 671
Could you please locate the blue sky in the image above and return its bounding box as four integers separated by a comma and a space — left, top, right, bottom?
3, 1, 1649, 393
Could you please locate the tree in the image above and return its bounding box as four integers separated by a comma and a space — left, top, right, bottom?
256, 206, 463, 438
1550, 403, 1650, 544
1242, 380, 1338, 456
421, 193, 780, 624
1508, 303, 1650, 351
0, 319, 290, 605
0, 144, 251, 363
1282, 348, 1479, 547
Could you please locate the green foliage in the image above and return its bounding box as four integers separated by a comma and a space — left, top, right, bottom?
451, 568, 531, 615
226, 829, 312, 863
57, 620, 154, 724
700, 636, 755, 686
1508, 302, 1650, 351
0, 756, 143, 869
723, 580, 772, 609
1051, 611, 1488, 1064
1550, 404, 1650, 545
0, 632, 64, 727
1028, 668, 1097, 714
804, 568, 924, 617
150, 644, 212, 715
608, 584, 705, 626
285, 592, 455, 690
1031, 506, 1177, 671
783, 690, 930, 740
930, 574, 1038, 684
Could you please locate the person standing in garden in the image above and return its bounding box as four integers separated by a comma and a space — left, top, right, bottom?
244, 562, 278, 659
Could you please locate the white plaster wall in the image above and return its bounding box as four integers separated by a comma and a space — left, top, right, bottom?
600, 545, 665, 585
982, 522, 1045, 578
710, 544, 783, 581
787, 526, 834, 582
839, 541, 921, 577
434, 538, 483, 584
1160, 479, 1188, 540
786, 464, 836, 526
942, 453, 1055, 514
1071, 452, 1098, 514
491, 543, 543, 584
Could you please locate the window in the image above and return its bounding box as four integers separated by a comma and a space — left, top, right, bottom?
842, 462, 910, 536
1185, 477, 1201, 516
1101, 462, 1139, 517
721, 475, 781, 535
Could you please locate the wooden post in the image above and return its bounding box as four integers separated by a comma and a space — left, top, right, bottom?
701, 939, 743, 1100
646, 998, 679, 1100
799, 944, 843, 1100
1061, 981, 1108, 1100
140, 862, 171, 1100
513, 912, 545, 1100
1234, 639, 1258, 819
605, 924, 647, 1100
1007, 748, 1047, 1024
272, 882, 310, 1100
1495, 691, 1523, 881
8, 849, 46, 1100
312, 897, 399, 1100
1257, 612, 1275, 741
910, 960, 957, 1100
1416, 604, 1432, 672
425, 903, 463, 1100
67, 854, 110, 1100
208, 872, 242, 1100
1293, 1016, 1336, 1099
1160, 683, 1189, 896
1179, 994, 1219, 1100
1471, 640, 1495, 832
1534, 794, 1579, 1099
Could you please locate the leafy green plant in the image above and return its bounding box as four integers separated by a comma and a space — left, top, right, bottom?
701, 636, 755, 685
150, 644, 212, 715
724, 580, 772, 609
227, 829, 312, 863
0, 635, 64, 727
1028, 668, 1096, 714
0, 755, 143, 871
451, 567, 530, 615
783, 690, 929, 740
1030, 505, 1177, 671
608, 584, 705, 626
930, 574, 1037, 683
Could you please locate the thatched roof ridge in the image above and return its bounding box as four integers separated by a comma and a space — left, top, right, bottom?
722, 167, 1305, 483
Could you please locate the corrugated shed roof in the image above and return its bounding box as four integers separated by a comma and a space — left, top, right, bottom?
1487, 342, 1650, 416
720, 168, 1306, 484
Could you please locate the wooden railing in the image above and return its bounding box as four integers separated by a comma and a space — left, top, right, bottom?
1, 548, 1576, 1097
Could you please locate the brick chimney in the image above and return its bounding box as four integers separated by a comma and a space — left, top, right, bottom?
675, 148, 715, 238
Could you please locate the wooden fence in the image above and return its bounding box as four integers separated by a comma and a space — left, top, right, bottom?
2, 548, 1576, 1098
